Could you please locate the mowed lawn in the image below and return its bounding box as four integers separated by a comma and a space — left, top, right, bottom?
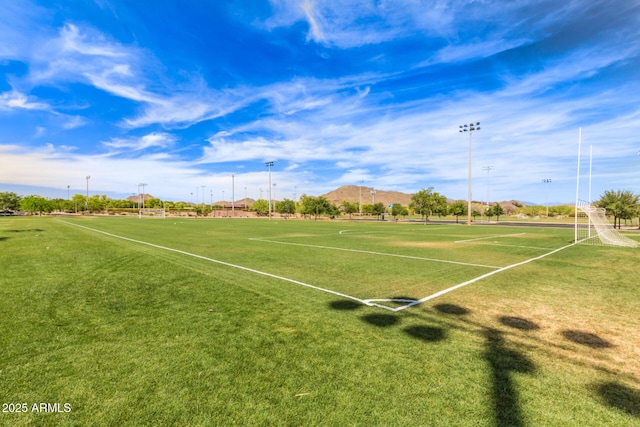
1, 216, 639, 426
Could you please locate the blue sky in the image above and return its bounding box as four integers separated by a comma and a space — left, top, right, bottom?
1, 0, 639, 204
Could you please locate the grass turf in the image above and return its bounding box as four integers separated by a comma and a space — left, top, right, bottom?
1, 216, 639, 426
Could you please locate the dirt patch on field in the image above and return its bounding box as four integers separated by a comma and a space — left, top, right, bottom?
392, 241, 456, 249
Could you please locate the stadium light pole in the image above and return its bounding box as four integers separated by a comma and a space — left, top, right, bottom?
231, 175, 235, 213
482, 166, 494, 209
359, 181, 363, 216
371, 188, 376, 204
67, 185, 70, 200
85, 175, 90, 211
459, 122, 481, 225
265, 161, 274, 219
542, 179, 552, 217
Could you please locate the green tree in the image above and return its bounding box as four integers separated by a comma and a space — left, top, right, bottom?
597, 189, 639, 229
448, 200, 467, 223
390, 203, 407, 219
0, 192, 21, 211
410, 188, 432, 221
341, 201, 359, 218
410, 188, 448, 222
145, 197, 163, 208
485, 205, 494, 221
19, 195, 52, 215
300, 195, 336, 220
277, 199, 297, 217
371, 202, 385, 219
50, 198, 74, 212
491, 204, 505, 221
87, 195, 107, 212
251, 199, 269, 216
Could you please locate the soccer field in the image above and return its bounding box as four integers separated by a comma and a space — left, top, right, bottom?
1, 216, 639, 426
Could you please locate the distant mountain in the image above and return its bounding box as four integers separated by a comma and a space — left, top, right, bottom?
321, 185, 413, 207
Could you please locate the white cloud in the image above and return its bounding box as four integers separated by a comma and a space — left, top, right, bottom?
0, 90, 51, 111
102, 132, 177, 151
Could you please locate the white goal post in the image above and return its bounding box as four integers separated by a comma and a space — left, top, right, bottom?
575, 200, 637, 247
138, 208, 166, 219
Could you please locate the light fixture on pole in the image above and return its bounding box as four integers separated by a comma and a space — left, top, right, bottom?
482, 165, 494, 208
459, 122, 481, 225
542, 179, 552, 217
265, 161, 274, 219
67, 185, 70, 200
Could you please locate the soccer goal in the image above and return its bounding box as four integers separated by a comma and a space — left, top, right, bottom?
139, 208, 166, 219
575, 200, 637, 247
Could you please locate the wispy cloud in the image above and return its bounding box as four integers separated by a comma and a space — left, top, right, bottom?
102, 132, 177, 152
0, 90, 51, 111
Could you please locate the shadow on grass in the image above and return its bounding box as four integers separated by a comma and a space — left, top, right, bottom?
499, 316, 540, 331
328, 300, 362, 311
404, 325, 445, 342
361, 313, 399, 327
594, 381, 640, 418
562, 330, 612, 349
434, 303, 470, 315
0, 237, 8, 242
6, 228, 45, 233
484, 328, 536, 427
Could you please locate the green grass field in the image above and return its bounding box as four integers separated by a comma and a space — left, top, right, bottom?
1, 216, 639, 426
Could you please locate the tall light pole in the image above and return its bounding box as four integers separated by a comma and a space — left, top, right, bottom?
542, 179, 552, 217
67, 185, 70, 200
482, 165, 494, 208
265, 161, 274, 219
85, 175, 90, 211
359, 181, 363, 216
459, 122, 481, 225
371, 188, 376, 204
231, 175, 235, 213
273, 183, 277, 204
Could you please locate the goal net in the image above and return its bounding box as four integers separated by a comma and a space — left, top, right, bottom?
139, 208, 166, 219
575, 200, 637, 247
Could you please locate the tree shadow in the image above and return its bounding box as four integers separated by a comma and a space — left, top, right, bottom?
360, 313, 399, 327
484, 328, 536, 427
499, 316, 540, 331
434, 303, 470, 315
562, 330, 612, 349
404, 325, 445, 342
594, 381, 640, 418
328, 300, 362, 311
6, 228, 45, 233
0, 237, 8, 242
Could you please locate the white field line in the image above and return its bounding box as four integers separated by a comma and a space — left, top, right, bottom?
381, 242, 576, 312
460, 242, 557, 251
455, 232, 526, 243
60, 221, 371, 307
249, 237, 501, 269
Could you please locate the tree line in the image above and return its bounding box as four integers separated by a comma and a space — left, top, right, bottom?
1, 188, 639, 227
